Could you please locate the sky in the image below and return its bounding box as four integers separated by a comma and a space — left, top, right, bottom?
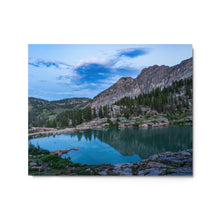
28, 44, 192, 101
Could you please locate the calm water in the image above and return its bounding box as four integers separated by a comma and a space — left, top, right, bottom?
29, 126, 192, 165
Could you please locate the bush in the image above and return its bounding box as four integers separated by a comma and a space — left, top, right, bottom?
28, 143, 50, 155
133, 122, 140, 127
108, 119, 119, 128
41, 154, 74, 169
41, 154, 60, 163
50, 161, 66, 169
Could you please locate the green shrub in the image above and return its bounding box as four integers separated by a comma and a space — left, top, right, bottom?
133, 122, 140, 127
28, 143, 50, 155
50, 161, 66, 169
41, 154, 60, 163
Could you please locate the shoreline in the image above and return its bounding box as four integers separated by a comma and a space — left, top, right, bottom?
28, 123, 192, 140
29, 148, 193, 176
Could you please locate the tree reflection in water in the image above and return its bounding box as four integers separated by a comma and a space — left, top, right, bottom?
73, 126, 192, 159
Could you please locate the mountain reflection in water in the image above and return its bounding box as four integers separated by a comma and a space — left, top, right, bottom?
74, 126, 192, 159
29, 126, 192, 165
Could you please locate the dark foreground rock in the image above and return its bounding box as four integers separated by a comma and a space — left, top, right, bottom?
29, 147, 192, 176
93, 149, 192, 176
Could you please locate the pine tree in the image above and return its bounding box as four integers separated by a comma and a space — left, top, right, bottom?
61, 115, 68, 127
99, 106, 103, 118
83, 106, 92, 122
103, 105, 108, 117
124, 108, 130, 119
92, 107, 96, 119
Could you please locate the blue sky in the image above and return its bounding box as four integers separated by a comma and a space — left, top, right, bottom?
28, 44, 192, 101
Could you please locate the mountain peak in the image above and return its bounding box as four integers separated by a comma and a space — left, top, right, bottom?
91, 57, 193, 107
116, 77, 134, 83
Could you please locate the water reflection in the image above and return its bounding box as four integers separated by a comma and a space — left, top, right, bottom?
73, 126, 192, 159
29, 126, 192, 165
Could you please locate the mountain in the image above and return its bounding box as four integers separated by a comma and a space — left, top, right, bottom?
91, 57, 193, 107
29, 97, 91, 112
28, 97, 91, 126
51, 97, 91, 109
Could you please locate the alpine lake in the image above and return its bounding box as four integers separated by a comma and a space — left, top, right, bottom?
29, 126, 192, 165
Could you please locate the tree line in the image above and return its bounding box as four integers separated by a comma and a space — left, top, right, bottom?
115, 77, 192, 117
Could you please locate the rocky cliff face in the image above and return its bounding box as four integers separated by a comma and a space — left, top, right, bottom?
91, 77, 141, 107
91, 57, 193, 107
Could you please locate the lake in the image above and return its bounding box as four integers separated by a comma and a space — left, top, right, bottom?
29, 126, 192, 165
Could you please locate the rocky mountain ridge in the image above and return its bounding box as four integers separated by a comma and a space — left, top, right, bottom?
91, 57, 193, 107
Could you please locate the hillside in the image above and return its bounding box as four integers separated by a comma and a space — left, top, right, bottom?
28, 97, 91, 127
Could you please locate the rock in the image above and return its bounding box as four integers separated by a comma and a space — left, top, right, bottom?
112, 150, 193, 176
50, 148, 79, 156
99, 170, 107, 175
139, 124, 148, 128
183, 158, 193, 167
132, 165, 138, 169
179, 151, 191, 157
123, 168, 132, 173
119, 125, 125, 128
159, 157, 185, 166
31, 166, 43, 172
147, 162, 169, 168
159, 123, 169, 127
162, 152, 174, 157
148, 154, 159, 161
138, 170, 150, 176
168, 167, 192, 176
147, 168, 164, 176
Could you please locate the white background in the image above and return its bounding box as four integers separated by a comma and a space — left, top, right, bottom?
0, 0, 220, 220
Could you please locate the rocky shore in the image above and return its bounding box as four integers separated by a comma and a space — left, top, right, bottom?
28, 116, 171, 139
96, 149, 193, 176
28, 149, 192, 176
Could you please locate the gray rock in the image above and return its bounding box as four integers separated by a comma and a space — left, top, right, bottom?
148, 154, 159, 161
99, 170, 107, 175
147, 162, 170, 168
179, 151, 191, 157
147, 169, 164, 176
138, 170, 150, 176
159, 157, 185, 166
123, 168, 132, 173
168, 167, 192, 176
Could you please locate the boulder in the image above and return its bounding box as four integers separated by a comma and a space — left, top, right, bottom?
139, 124, 148, 128
147, 162, 170, 168
32, 166, 43, 172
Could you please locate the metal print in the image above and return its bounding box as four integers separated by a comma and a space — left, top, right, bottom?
28, 44, 193, 176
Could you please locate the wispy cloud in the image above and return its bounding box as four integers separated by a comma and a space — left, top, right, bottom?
117, 47, 151, 58
29, 46, 151, 99
28, 57, 72, 69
